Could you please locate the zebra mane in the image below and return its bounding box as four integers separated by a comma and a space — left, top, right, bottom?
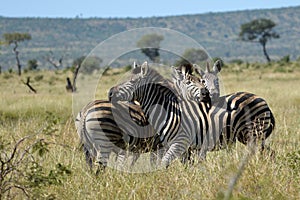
132, 62, 174, 91
145, 67, 181, 98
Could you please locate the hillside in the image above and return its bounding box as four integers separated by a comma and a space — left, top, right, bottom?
0, 6, 300, 70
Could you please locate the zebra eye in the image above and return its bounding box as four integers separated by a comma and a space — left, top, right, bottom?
185, 80, 191, 84
214, 80, 219, 86
201, 80, 206, 84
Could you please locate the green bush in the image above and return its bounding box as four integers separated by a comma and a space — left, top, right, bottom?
279, 55, 290, 63
284, 150, 300, 175
229, 59, 243, 65
34, 74, 44, 81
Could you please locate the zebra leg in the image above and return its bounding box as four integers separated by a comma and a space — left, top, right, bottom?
161, 135, 190, 168
259, 139, 276, 160
180, 148, 194, 165
83, 145, 93, 170
180, 149, 189, 165
114, 150, 128, 171
94, 149, 110, 174
149, 149, 164, 167
149, 152, 157, 166
129, 153, 140, 167
197, 148, 208, 161
242, 129, 273, 158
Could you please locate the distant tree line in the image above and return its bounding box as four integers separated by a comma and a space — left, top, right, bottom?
0, 18, 282, 77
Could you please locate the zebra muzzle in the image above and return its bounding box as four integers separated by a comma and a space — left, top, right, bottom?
108, 87, 117, 101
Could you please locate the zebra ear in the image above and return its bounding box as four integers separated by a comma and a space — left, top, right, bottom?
140, 61, 149, 76
133, 61, 137, 69
132, 61, 141, 74
206, 62, 211, 73
193, 64, 205, 77
171, 66, 184, 81
212, 60, 222, 73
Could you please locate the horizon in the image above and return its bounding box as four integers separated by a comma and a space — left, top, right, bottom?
0, 5, 299, 19
0, 0, 300, 19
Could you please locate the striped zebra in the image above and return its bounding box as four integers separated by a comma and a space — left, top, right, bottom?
75, 100, 162, 171
109, 62, 212, 168
172, 64, 275, 157
194, 60, 222, 102
75, 62, 211, 171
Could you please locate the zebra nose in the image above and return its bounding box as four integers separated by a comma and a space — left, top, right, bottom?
201, 88, 209, 97
211, 93, 219, 101
108, 87, 115, 101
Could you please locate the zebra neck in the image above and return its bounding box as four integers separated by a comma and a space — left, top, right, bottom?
136, 83, 180, 135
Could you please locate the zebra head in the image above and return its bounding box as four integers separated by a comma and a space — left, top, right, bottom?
171, 66, 210, 104
108, 61, 165, 102
194, 60, 222, 102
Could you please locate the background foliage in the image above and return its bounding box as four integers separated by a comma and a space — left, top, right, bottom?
0, 6, 300, 70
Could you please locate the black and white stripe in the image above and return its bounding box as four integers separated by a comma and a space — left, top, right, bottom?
194, 60, 222, 102
109, 62, 212, 167
75, 100, 161, 170
173, 66, 275, 157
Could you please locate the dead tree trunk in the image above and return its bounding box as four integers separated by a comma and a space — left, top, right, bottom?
262, 42, 271, 63
45, 51, 63, 69
65, 64, 81, 93
22, 77, 37, 93
66, 77, 73, 92
72, 64, 81, 92
13, 42, 22, 76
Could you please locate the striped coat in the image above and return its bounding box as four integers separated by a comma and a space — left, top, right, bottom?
75, 100, 160, 170
109, 62, 212, 167
172, 67, 275, 158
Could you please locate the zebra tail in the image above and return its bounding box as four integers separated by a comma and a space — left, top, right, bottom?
265, 110, 275, 139
75, 111, 94, 169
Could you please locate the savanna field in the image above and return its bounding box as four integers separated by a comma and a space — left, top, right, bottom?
0, 61, 299, 199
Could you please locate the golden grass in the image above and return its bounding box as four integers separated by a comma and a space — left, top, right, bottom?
0, 63, 299, 199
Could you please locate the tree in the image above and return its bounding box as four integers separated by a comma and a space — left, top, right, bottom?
44, 50, 64, 69
27, 59, 38, 71
239, 18, 279, 62
175, 48, 209, 67
137, 34, 164, 62
2, 32, 32, 75
72, 56, 86, 68
73, 56, 102, 74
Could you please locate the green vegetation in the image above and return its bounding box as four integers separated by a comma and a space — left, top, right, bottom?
80, 56, 102, 74
0, 61, 299, 199
239, 18, 280, 62
136, 33, 164, 62
0, 6, 300, 70
1, 32, 32, 75
27, 59, 38, 71
175, 48, 209, 67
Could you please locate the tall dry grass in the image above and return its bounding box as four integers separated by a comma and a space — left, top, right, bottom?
0, 62, 299, 199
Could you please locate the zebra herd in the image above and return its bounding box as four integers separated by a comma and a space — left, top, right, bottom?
75, 60, 275, 172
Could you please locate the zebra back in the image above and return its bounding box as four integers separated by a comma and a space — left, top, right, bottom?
75, 100, 160, 169
172, 68, 275, 152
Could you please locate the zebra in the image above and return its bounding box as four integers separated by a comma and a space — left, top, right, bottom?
109, 62, 212, 168
172, 65, 275, 157
75, 63, 211, 171
193, 60, 222, 103
75, 99, 162, 172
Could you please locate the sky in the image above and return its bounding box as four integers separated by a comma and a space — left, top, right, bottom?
0, 0, 300, 18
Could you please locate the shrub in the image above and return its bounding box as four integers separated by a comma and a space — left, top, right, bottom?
229, 59, 243, 65
0, 112, 72, 199
279, 55, 290, 63
34, 74, 44, 82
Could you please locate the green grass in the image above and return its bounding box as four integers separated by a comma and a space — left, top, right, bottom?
0, 62, 299, 199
